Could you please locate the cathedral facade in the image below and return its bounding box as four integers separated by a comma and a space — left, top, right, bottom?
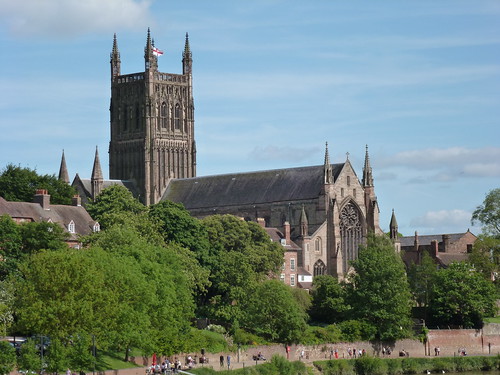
73, 30, 383, 279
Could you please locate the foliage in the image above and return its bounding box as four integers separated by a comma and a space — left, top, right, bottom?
241, 280, 307, 343
0, 164, 77, 205
85, 185, 145, 228
199, 215, 284, 326
428, 261, 497, 328
347, 234, 413, 340
469, 234, 500, 280
472, 187, 500, 237
0, 341, 16, 375
354, 356, 387, 375
291, 287, 312, 314
309, 275, 349, 324
0, 281, 14, 335
18, 339, 42, 373
69, 332, 94, 373
301, 324, 343, 345
45, 337, 69, 375
337, 320, 376, 342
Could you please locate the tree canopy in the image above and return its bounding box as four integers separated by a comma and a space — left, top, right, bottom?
0, 164, 76, 205
472, 188, 500, 238
347, 234, 413, 341
309, 275, 349, 324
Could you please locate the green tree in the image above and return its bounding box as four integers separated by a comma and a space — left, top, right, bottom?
469, 234, 500, 280
18, 339, 42, 374
0, 164, 76, 205
45, 338, 68, 375
0, 341, 16, 375
309, 275, 350, 324
407, 252, 438, 321
241, 280, 307, 343
85, 185, 145, 229
429, 262, 497, 328
472, 188, 500, 238
0, 215, 22, 280
69, 333, 94, 373
0, 281, 14, 336
347, 234, 413, 340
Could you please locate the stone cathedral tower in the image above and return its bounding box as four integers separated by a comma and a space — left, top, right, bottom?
109, 29, 196, 205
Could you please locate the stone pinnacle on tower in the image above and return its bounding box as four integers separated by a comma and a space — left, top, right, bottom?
58, 150, 69, 184
91, 146, 103, 199
362, 144, 374, 187
389, 209, 398, 241
324, 142, 333, 184
183, 32, 193, 75
110, 33, 121, 80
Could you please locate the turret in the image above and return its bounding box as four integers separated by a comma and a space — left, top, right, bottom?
389, 209, 401, 252
323, 142, 333, 184
144, 28, 158, 71
362, 144, 374, 187
58, 150, 70, 184
91, 146, 104, 199
110, 33, 121, 81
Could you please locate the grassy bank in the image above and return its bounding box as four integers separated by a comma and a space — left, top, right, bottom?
314, 355, 500, 375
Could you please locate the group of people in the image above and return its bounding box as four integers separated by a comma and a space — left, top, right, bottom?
381, 347, 392, 356
434, 346, 441, 356
347, 348, 366, 358
147, 357, 183, 374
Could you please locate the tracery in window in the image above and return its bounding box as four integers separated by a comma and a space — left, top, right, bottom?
160, 102, 167, 128
174, 103, 181, 130
313, 259, 326, 276
340, 202, 363, 273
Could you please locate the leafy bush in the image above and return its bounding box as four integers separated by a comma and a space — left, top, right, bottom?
233, 328, 266, 346
386, 359, 402, 375
337, 320, 376, 342
400, 358, 421, 374
354, 356, 387, 375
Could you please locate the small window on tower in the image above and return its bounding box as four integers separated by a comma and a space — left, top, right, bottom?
174, 103, 181, 130
161, 102, 167, 128
347, 176, 351, 186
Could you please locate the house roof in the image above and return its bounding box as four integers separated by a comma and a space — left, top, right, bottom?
0, 196, 97, 241
400, 232, 473, 247
162, 163, 344, 209
264, 227, 302, 251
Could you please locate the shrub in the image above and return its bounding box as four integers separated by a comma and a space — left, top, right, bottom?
338, 320, 376, 342
354, 356, 387, 375
400, 358, 421, 374
386, 358, 402, 375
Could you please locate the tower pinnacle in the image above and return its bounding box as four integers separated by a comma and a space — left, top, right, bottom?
91, 146, 103, 199
110, 33, 121, 80
362, 144, 374, 187
58, 150, 69, 184
183, 32, 193, 75
324, 142, 333, 184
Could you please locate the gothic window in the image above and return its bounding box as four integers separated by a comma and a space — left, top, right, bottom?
68, 220, 75, 234
93, 222, 101, 232
174, 103, 181, 130
123, 105, 128, 130
340, 202, 363, 273
135, 105, 140, 129
160, 102, 167, 128
313, 259, 326, 276
315, 237, 322, 253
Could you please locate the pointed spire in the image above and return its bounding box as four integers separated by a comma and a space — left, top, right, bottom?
91, 146, 103, 181
300, 205, 308, 237
324, 142, 333, 184
110, 33, 121, 79
58, 150, 70, 184
183, 32, 193, 75
144, 27, 157, 71
389, 209, 399, 241
362, 144, 374, 187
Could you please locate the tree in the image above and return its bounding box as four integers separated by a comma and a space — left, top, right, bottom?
241, 280, 307, 343
347, 234, 413, 340
469, 234, 500, 280
45, 338, 68, 375
68, 333, 94, 373
309, 275, 350, 324
0, 164, 76, 205
0, 341, 16, 375
0, 281, 14, 336
407, 252, 438, 321
0, 215, 22, 280
85, 185, 145, 229
472, 188, 500, 238
18, 339, 42, 374
429, 262, 497, 328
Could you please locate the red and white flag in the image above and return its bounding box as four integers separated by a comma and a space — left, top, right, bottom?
152, 47, 163, 56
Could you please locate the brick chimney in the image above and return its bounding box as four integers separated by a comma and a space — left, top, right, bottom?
442, 234, 450, 253
72, 195, 82, 207
283, 221, 290, 245
257, 217, 266, 228
431, 240, 439, 258
33, 189, 50, 210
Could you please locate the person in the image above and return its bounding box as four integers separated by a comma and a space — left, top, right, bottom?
300, 349, 305, 360
227, 355, 231, 370
66, 369, 71, 375
220, 355, 224, 367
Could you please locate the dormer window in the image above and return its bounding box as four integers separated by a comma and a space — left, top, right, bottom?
68, 220, 75, 234
93, 222, 101, 233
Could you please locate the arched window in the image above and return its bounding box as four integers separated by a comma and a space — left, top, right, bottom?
340, 202, 363, 273
68, 220, 75, 234
174, 103, 181, 130
160, 102, 167, 128
315, 237, 322, 253
313, 260, 326, 276
93, 222, 101, 233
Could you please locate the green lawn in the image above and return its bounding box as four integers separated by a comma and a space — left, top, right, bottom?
484, 317, 500, 323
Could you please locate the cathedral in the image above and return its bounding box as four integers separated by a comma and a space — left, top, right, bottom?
72, 30, 384, 279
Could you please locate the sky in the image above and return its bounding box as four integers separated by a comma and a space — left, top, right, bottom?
0, 0, 499, 237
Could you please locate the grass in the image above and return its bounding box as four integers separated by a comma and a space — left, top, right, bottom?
484, 317, 500, 323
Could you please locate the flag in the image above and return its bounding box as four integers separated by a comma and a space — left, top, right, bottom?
152, 47, 163, 57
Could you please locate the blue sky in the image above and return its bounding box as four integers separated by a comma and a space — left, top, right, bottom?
0, 1, 499, 236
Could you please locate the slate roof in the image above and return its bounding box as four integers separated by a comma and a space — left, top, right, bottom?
162, 163, 344, 209
400, 233, 470, 247
74, 176, 139, 199
264, 227, 302, 251
0, 196, 97, 241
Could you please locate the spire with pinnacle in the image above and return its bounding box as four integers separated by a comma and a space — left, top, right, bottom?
300, 205, 309, 237
110, 33, 121, 80
91, 146, 104, 199
389, 209, 399, 241
362, 144, 374, 187
58, 150, 69, 184
144, 28, 157, 71
324, 142, 333, 184
183, 32, 193, 75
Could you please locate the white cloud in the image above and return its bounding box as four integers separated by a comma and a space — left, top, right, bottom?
0, 0, 152, 37
377, 147, 500, 178
410, 209, 474, 232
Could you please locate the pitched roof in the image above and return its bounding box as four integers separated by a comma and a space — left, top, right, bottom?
75, 177, 139, 199
264, 227, 302, 251
400, 232, 473, 247
0, 196, 97, 241
162, 164, 344, 209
